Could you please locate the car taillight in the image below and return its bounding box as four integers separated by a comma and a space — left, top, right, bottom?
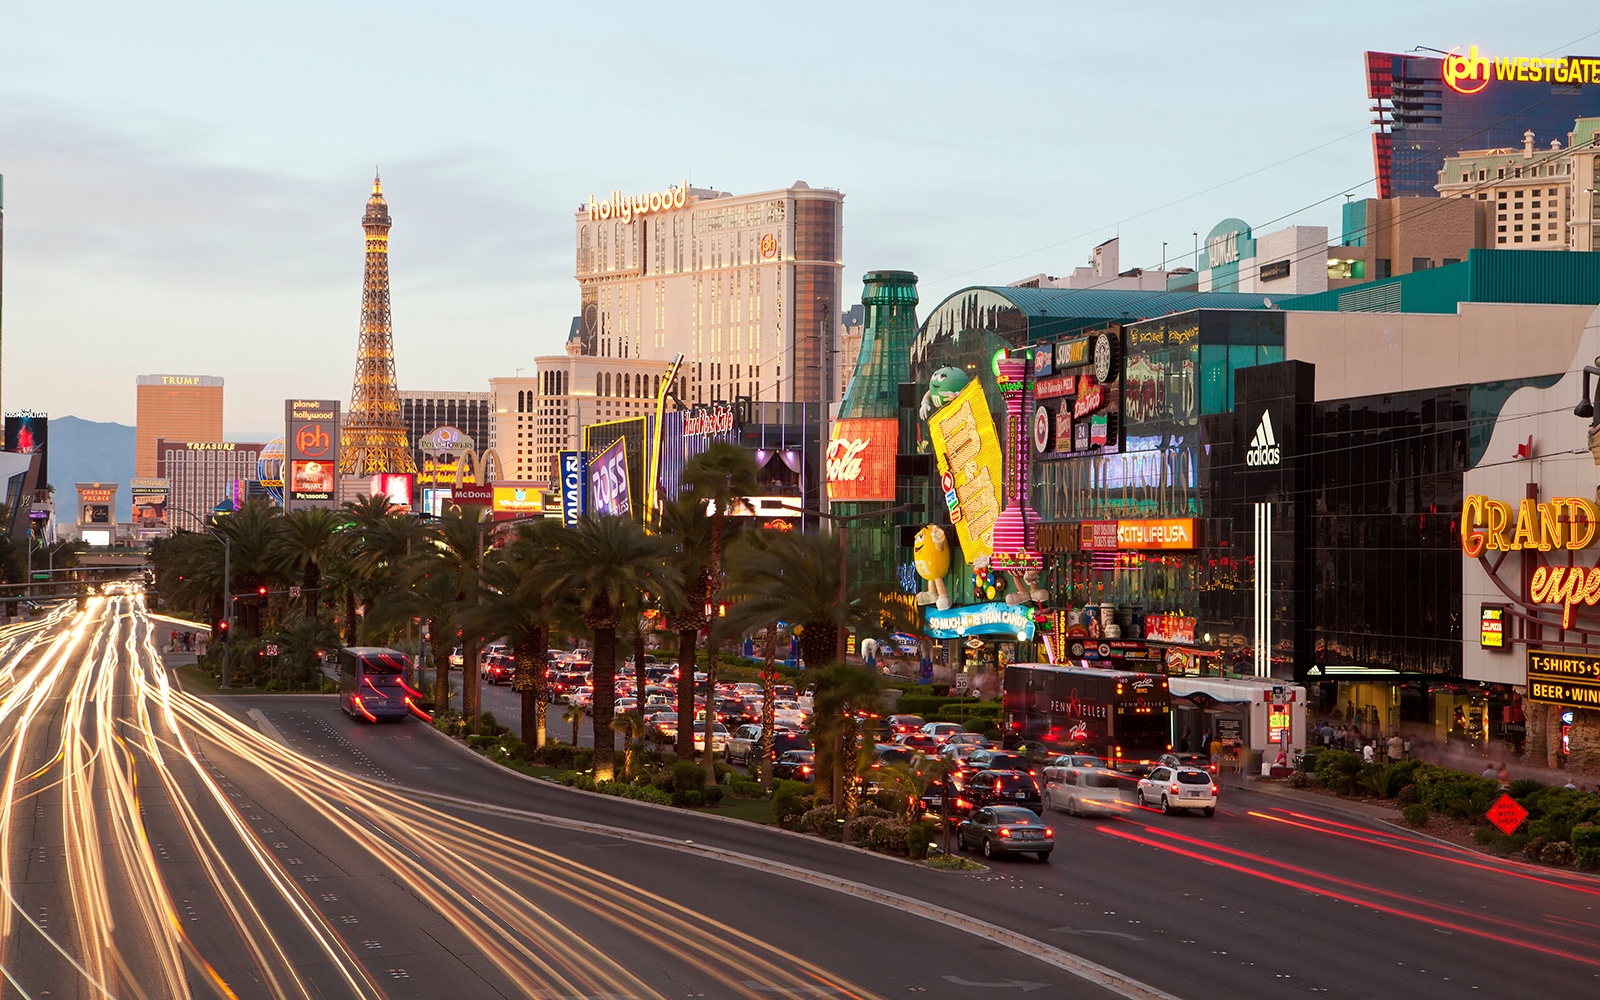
1211, 785, 1219, 796
955, 798, 971, 809
1044, 828, 1054, 836
1170, 783, 1180, 794
800, 766, 812, 774
998, 828, 1011, 838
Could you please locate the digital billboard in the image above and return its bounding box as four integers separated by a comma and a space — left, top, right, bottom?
587, 439, 631, 518
4, 412, 47, 485
130, 478, 170, 535
285, 399, 340, 509
370, 473, 414, 510
492, 483, 545, 520
826, 417, 898, 501
926, 380, 1004, 565
583, 417, 648, 522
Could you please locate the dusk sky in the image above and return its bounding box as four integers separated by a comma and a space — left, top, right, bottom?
1, 4, 1590, 435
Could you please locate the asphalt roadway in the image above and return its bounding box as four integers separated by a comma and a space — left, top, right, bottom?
235, 692, 1600, 1000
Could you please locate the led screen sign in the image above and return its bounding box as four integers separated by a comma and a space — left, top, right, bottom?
285, 399, 341, 509
587, 438, 631, 518
923, 601, 1035, 640
826, 417, 898, 501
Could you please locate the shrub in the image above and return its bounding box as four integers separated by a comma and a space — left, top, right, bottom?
797, 805, 842, 838
670, 760, 705, 794
534, 741, 579, 769
1402, 803, 1430, 828
1356, 763, 1391, 798
1314, 750, 1362, 794
701, 785, 724, 807
1523, 836, 1550, 860
730, 780, 765, 800
1395, 783, 1420, 806
907, 820, 935, 860
571, 748, 593, 772
1572, 823, 1600, 869
1541, 841, 1575, 866
867, 820, 910, 855
773, 781, 813, 828
672, 789, 703, 807
1473, 827, 1499, 846
1414, 767, 1498, 820
1507, 778, 1547, 801
595, 780, 672, 805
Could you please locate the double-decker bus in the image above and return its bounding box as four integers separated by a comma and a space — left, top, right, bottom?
338, 646, 415, 722
1002, 663, 1171, 771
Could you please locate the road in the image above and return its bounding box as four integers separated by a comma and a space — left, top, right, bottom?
0, 595, 1118, 999
385, 660, 1600, 998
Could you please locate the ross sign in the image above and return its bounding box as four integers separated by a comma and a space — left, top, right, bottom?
285, 399, 341, 509
1245, 410, 1282, 466
586, 180, 689, 222
1526, 649, 1600, 707
1485, 793, 1529, 836
926, 379, 1004, 566
4, 413, 48, 484
1442, 46, 1600, 95
491, 484, 545, 514
924, 601, 1035, 640
559, 451, 587, 526
1460, 494, 1599, 557
1480, 604, 1510, 651
826, 417, 898, 501
1117, 519, 1198, 550
587, 439, 631, 518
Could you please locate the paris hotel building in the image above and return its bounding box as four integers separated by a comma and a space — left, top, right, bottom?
572, 181, 844, 408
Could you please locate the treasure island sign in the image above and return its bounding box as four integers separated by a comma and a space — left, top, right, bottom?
1461, 494, 1600, 628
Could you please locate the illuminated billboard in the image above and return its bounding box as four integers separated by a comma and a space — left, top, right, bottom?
583, 417, 648, 522
587, 439, 631, 518
492, 483, 545, 516
826, 417, 897, 502
370, 473, 414, 510
76, 483, 117, 527
926, 380, 1004, 565
4, 412, 47, 485
284, 399, 341, 509
130, 478, 170, 535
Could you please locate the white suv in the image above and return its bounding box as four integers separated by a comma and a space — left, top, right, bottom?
1136, 766, 1218, 816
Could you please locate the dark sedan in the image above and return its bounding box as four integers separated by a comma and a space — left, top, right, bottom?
954, 769, 1043, 817
773, 749, 815, 783
957, 806, 1054, 861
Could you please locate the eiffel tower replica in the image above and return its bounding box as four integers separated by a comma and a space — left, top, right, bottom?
338, 173, 417, 485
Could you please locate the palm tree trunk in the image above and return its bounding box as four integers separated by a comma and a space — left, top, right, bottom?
430, 632, 452, 711
517, 628, 549, 748
676, 628, 696, 758
760, 633, 777, 791
703, 639, 719, 789
592, 625, 618, 780
344, 590, 358, 644
304, 565, 319, 621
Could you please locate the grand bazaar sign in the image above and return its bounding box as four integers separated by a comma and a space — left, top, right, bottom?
1462, 494, 1600, 627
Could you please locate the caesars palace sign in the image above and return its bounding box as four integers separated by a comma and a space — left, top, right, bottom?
1462, 494, 1600, 627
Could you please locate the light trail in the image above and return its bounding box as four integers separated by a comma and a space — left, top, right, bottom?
0, 592, 887, 1000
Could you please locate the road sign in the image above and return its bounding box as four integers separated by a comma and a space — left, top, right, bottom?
289, 586, 301, 599
1486, 792, 1528, 835
265, 644, 280, 657
31, 572, 48, 581
953, 673, 971, 694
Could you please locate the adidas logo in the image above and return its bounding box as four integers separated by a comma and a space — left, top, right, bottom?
1245, 411, 1282, 467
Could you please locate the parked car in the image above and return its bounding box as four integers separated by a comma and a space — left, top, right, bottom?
955, 770, 1043, 817
956, 806, 1054, 861
887, 714, 926, 735
1044, 766, 1128, 817
1136, 766, 1219, 816
920, 722, 966, 744
773, 749, 815, 782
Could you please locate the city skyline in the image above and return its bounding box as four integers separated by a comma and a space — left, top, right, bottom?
0, 4, 1592, 432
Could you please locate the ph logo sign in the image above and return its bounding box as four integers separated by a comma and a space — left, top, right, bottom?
296, 423, 332, 458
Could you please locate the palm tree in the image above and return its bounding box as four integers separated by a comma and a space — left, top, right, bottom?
546, 515, 683, 780
681, 443, 758, 782
467, 520, 560, 748
366, 507, 481, 712
658, 494, 713, 758
616, 709, 649, 781
213, 499, 285, 639
270, 507, 346, 621
806, 661, 883, 811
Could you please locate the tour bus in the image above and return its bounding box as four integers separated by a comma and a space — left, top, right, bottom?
1002, 663, 1172, 773
338, 646, 414, 722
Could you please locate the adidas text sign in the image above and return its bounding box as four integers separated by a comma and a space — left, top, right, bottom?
1246, 411, 1282, 467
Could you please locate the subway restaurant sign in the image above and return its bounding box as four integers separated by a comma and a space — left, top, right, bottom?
1463, 494, 1600, 627
1526, 650, 1600, 708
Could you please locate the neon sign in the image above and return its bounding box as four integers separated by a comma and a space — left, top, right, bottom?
1442, 45, 1600, 95
1459, 494, 1598, 557
587, 181, 689, 222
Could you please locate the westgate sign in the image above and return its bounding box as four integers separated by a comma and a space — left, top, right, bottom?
1442, 45, 1600, 95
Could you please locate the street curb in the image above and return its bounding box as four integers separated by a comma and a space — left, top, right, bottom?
404, 780, 1185, 1000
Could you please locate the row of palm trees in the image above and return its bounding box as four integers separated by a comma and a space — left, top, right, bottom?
150, 444, 910, 793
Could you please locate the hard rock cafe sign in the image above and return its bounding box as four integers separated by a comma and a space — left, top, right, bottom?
1461, 493, 1600, 628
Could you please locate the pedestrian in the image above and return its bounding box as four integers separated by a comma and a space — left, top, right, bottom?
1181, 728, 1192, 752
1483, 762, 1498, 781
1320, 722, 1332, 746
1497, 763, 1510, 788
1387, 733, 1403, 763
1362, 742, 1375, 764
1208, 736, 1223, 762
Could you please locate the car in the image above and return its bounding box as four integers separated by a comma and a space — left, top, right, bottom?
614, 696, 638, 717
648, 712, 679, 741
1044, 766, 1128, 817
887, 714, 926, 735
725, 724, 765, 764
479, 653, 513, 686
773, 749, 815, 782
955, 770, 1043, 817
945, 732, 993, 749
938, 743, 986, 766
1136, 766, 1219, 816
896, 733, 941, 753
964, 749, 1035, 776
956, 806, 1054, 861
920, 722, 966, 744
449, 646, 464, 669
1159, 752, 1219, 775
693, 722, 731, 754
871, 744, 920, 769
1044, 753, 1108, 772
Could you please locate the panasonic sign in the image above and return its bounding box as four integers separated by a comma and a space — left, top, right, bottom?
1245, 410, 1282, 467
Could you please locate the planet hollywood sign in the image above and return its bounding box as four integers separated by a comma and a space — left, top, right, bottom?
1462, 493, 1600, 628
586, 181, 689, 223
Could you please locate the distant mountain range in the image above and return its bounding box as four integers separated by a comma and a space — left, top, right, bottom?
48, 416, 136, 519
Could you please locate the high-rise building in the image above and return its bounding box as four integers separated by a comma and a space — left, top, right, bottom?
1365, 47, 1600, 199
1, 174, 6, 420
156, 439, 264, 533
135, 375, 224, 479
574, 180, 843, 406
837, 305, 864, 401
1434, 119, 1600, 251
339, 175, 415, 487
399, 389, 493, 472
494, 335, 674, 486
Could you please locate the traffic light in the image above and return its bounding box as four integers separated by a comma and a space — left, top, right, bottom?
257, 586, 268, 597
216, 619, 229, 636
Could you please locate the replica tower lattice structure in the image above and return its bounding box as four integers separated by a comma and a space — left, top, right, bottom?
339, 174, 417, 477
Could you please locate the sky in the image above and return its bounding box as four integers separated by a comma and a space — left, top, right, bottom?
1, 2, 1594, 436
